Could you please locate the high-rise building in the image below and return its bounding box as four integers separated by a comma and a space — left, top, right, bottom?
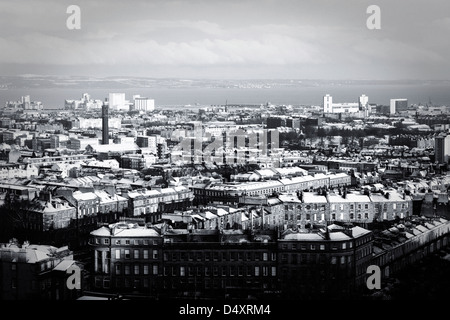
21, 95, 31, 109
435, 133, 450, 164
102, 102, 109, 145
390, 99, 408, 114
108, 93, 127, 111
323, 94, 365, 114
359, 94, 369, 108
133, 95, 155, 112
323, 94, 333, 113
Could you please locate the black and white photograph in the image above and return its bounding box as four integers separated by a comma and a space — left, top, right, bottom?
0, 0, 450, 314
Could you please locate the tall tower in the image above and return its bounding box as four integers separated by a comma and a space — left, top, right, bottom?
435, 134, 450, 164
359, 94, 368, 108
102, 100, 109, 145
323, 94, 333, 113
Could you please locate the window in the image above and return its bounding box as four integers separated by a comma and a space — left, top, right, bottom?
180, 266, 185, 276
310, 244, 315, 250
292, 254, 298, 264
134, 240, 139, 245
153, 250, 158, 259
143, 250, 149, 259
134, 250, 139, 259
134, 265, 139, 275
254, 266, 260, 276
115, 239, 121, 245
125, 240, 130, 245
124, 265, 130, 275
152, 264, 158, 275
271, 267, 277, 276
115, 264, 121, 275
104, 238, 110, 245
125, 249, 130, 259
143, 265, 149, 275
115, 249, 120, 259
320, 244, 325, 250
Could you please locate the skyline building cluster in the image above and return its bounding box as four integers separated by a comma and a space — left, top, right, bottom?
0, 87, 449, 302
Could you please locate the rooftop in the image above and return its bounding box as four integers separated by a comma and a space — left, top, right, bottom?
90, 222, 161, 238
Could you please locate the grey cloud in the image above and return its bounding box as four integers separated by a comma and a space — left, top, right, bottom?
0, 0, 449, 79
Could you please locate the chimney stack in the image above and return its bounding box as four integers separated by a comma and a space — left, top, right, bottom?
102, 99, 109, 145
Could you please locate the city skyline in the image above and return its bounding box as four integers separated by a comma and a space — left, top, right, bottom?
0, 0, 449, 80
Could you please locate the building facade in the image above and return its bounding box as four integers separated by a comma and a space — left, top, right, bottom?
0, 239, 83, 300
89, 221, 376, 299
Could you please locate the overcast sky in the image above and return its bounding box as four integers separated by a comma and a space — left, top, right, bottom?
0, 0, 449, 80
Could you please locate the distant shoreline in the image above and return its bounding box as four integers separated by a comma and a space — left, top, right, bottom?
1, 80, 450, 109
